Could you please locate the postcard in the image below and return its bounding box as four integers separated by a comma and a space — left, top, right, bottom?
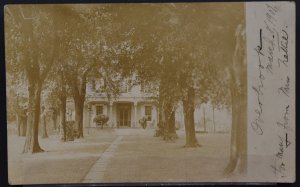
5, 1, 295, 184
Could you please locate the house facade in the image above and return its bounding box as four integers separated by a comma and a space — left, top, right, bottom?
65, 78, 231, 132
66, 78, 159, 129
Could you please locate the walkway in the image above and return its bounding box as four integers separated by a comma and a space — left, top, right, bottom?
82, 136, 123, 183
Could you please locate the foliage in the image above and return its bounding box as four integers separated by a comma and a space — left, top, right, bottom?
5, 4, 245, 153
93, 114, 109, 124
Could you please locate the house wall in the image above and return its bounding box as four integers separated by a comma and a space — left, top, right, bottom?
80, 102, 158, 129
68, 97, 230, 133
137, 103, 158, 128
68, 75, 159, 129
91, 104, 108, 127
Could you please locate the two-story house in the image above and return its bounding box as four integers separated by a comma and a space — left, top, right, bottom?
66, 77, 159, 129
65, 77, 231, 132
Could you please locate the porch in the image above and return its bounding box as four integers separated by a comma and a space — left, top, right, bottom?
84, 100, 158, 129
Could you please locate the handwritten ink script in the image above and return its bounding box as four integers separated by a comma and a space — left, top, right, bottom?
250, 3, 294, 179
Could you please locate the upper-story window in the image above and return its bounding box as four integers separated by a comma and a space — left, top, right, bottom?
99, 79, 106, 93
120, 79, 132, 93
90, 79, 106, 93
141, 81, 153, 93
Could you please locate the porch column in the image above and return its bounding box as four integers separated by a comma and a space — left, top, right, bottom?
134, 101, 137, 128
109, 101, 113, 127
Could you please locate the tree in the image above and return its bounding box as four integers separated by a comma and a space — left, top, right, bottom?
7, 82, 28, 136
209, 67, 231, 133
127, 4, 182, 141
5, 9, 28, 136
43, 75, 66, 139
46, 66, 69, 141
176, 3, 246, 151
124, 4, 214, 145
61, 5, 140, 137
43, 5, 84, 141
158, 4, 213, 147
5, 5, 60, 153
199, 3, 246, 173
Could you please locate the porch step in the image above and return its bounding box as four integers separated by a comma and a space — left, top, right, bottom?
114, 128, 154, 136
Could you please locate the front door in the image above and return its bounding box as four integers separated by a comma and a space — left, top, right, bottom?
117, 104, 131, 127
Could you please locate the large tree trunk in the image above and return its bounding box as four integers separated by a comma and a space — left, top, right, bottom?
158, 77, 178, 141
163, 106, 170, 141
154, 104, 165, 138
60, 90, 67, 141
164, 105, 177, 140
237, 90, 247, 173
203, 107, 206, 132
212, 106, 216, 133
23, 81, 44, 153
15, 107, 27, 136
52, 112, 57, 130
168, 110, 176, 134
41, 113, 48, 139
182, 87, 199, 147
155, 82, 167, 138
20, 114, 27, 136
74, 97, 84, 138
224, 23, 247, 174
16, 113, 21, 136
160, 103, 167, 137
224, 89, 239, 173
16, 108, 27, 136
69, 75, 87, 139
224, 84, 247, 174
52, 111, 57, 130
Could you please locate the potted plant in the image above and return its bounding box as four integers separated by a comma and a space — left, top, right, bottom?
93, 114, 109, 129
139, 116, 148, 129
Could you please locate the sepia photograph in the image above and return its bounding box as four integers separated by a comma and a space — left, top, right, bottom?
4, 2, 295, 185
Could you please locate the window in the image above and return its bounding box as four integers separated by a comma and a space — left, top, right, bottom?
141, 81, 153, 93
120, 82, 128, 93
96, 105, 103, 115
145, 106, 152, 121
120, 79, 132, 93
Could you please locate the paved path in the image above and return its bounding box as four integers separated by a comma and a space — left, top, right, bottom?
82, 136, 123, 183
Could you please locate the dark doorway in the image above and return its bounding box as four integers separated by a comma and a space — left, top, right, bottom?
117, 103, 131, 127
